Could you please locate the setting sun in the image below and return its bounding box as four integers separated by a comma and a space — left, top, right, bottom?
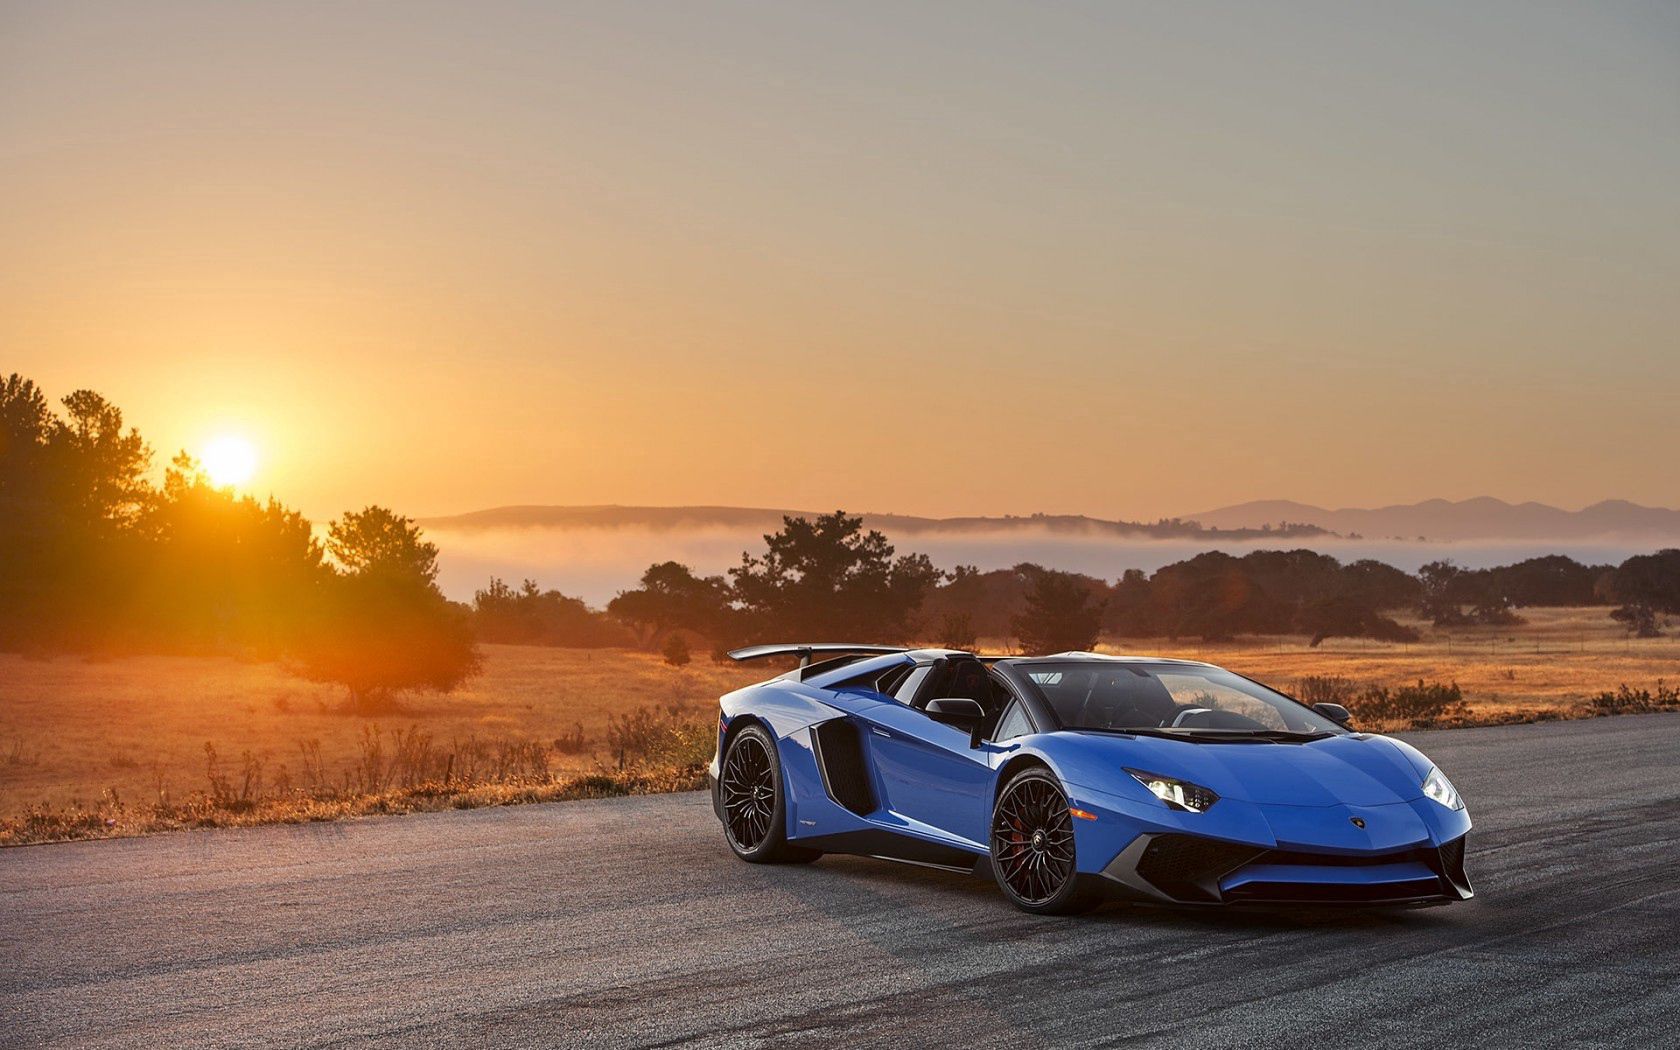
201, 434, 258, 488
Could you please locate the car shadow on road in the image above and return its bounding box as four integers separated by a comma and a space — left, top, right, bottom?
800, 852, 1457, 934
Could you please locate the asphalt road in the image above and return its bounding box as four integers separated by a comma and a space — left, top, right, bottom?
4, 714, 1679, 1050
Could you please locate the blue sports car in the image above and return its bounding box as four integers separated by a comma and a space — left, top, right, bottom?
709, 645, 1472, 914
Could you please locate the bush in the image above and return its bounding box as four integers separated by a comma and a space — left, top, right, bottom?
552, 723, 589, 754
1589, 681, 1680, 715
1294, 675, 1360, 707
662, 633, 691, 667
1610, 604, 1664, 638
604, 706, 714, 771
1349, 680, 1466, 725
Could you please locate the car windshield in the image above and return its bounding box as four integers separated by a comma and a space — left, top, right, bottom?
1020, 661, 1344, 736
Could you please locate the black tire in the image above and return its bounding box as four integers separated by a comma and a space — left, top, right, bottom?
719, 724, 820, 864
989, 767, 1102, 915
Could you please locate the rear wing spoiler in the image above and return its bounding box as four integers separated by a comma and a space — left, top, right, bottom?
727, 643, 909, 669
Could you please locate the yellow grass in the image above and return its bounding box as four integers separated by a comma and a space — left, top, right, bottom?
2, 607, 1674, 844
1095, 607, 1680, 724
0, 645, 765, 812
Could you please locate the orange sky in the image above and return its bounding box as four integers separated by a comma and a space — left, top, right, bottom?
4, 2, 1676, 521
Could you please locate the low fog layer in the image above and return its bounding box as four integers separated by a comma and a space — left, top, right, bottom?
428, 525, 1658, 607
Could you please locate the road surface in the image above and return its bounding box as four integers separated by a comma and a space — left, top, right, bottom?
4, 713, 1678, 1049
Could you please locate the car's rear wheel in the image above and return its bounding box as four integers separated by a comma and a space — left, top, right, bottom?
719, 724, 820, 864
990, 767, 1101, 914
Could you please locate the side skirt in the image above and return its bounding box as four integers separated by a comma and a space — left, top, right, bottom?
795, 828, 985, 873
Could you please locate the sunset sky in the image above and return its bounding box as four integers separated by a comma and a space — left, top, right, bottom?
4, 1, 1676, 522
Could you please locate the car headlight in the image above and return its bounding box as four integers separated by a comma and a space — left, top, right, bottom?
1422, 766, 1463, 810
1126, 768, 1219, 813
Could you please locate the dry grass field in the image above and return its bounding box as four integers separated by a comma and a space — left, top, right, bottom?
0, 647, 769, 844
1121, 607, 1680, 725
2, 607, 1674, 844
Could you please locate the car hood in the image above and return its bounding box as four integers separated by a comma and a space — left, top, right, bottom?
1058, 732, 1427, 807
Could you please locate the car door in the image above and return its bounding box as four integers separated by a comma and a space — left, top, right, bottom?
858, 658, 1000, 849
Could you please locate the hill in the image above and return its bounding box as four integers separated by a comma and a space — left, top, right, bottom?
1184, 497, 1680, 541
418, 505, 1329, 542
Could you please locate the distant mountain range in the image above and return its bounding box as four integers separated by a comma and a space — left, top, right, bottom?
1185, 498, 1680, 541
418, 505, 1327, 542
422, 498, 1680, 544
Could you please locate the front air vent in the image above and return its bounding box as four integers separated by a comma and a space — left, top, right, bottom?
1135, 834, 1266, 902
1223, 879, 1444, 904
811, 719, 875, 816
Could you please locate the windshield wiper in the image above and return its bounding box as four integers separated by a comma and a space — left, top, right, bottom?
1073, 726, 1197, 740
1072, 727, 1334, 743
1180, 728, 1335, 743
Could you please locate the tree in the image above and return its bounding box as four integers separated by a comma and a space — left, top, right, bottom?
1483, 555, 1610, 607
1298, 594, 1419, 648
1417, 560, 1470, 627
1, 378, 156, 649
53, 389, 151, 529
474, 577, 630, 647
326, 506, 439, 583
0, 374, 55, 505
298, 507, 479, 711
1146, 552, 1288, 640
662, 633, 692, 667
1105, 568, 1155, 637
1342, 559, 1422, 610
1012, 568, 1106, 654
1608, 549, 1680, 638
138, 453, 328, 654
937, 612, 977, 651
607, 561, 732, 646
729, 511, 940, 642
1610, 603, 1662, 638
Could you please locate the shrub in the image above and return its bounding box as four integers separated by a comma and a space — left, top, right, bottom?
604, 706, 714, 771
1349, 680, 1466, 725
552, 722, 589, 754
1294, 675, 1360, 707
1610, 604, 1664, 638
662, 633, 691, 667
1589, 681, 1680, 715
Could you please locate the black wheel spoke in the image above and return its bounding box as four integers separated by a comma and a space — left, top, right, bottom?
990, 773, 1077, 906
722, 734, 778, 853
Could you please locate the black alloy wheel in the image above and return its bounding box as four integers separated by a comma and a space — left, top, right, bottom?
990, 767, 1101, 914
719, 724, 819, 864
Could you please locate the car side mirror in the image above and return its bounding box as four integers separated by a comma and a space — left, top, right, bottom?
1312, 702, 1353, 726
925, 697, 986, 749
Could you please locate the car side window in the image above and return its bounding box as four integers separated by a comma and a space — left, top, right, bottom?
993, 701, 1034, 741
893, 666, 932, 706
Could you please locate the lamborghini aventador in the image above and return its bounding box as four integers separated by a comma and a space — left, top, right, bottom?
708, 645, 1473, 914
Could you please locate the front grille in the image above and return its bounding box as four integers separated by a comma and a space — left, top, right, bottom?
1224, 878, 1444, 904
1261, 845, 1437, 868
1127, 834, 1469, 904
1135, 835, 1266, 902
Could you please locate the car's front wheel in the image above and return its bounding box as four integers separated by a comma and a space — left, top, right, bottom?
719, 724, 820, 864
990, 766, 1101, 914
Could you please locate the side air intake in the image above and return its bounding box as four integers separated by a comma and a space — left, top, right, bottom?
811, 719, 875, 816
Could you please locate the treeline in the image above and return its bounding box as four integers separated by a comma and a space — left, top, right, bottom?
590, 521, 1680, 653
7, 373, 1678, 695
1, 374, 476, 708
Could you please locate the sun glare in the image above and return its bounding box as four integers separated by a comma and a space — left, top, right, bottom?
201, 434, 258, 488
